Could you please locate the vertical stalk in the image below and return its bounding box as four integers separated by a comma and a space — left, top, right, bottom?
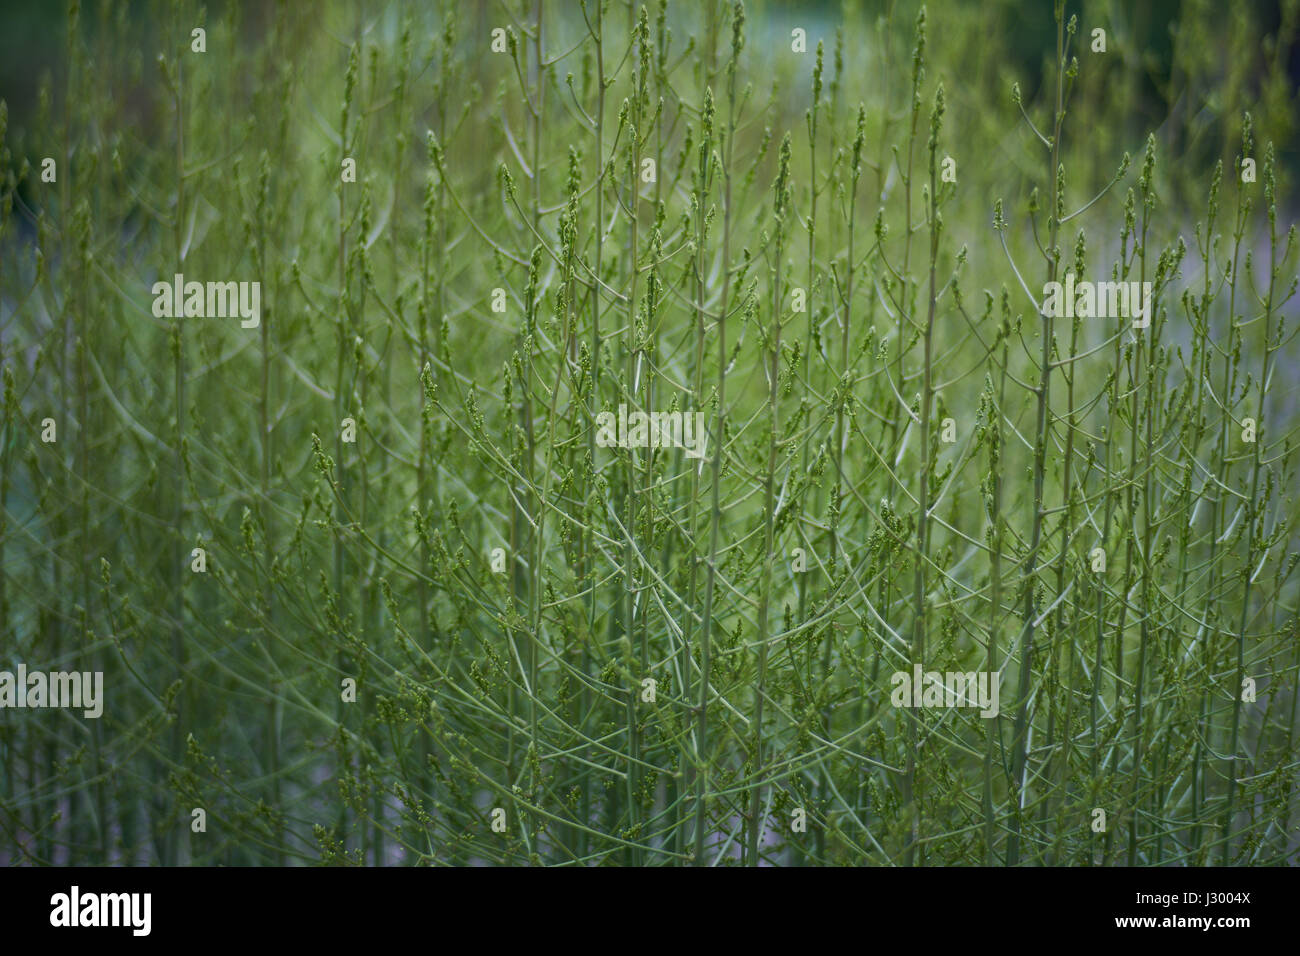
748, 134, 791, 867
1223, 141, 1278, 864
695, 0, 743, 866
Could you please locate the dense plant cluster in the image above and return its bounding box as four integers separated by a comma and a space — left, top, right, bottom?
0, 0, 1297, 865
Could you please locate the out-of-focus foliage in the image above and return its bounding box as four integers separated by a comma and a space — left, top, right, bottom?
0, 0, 1296, 866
